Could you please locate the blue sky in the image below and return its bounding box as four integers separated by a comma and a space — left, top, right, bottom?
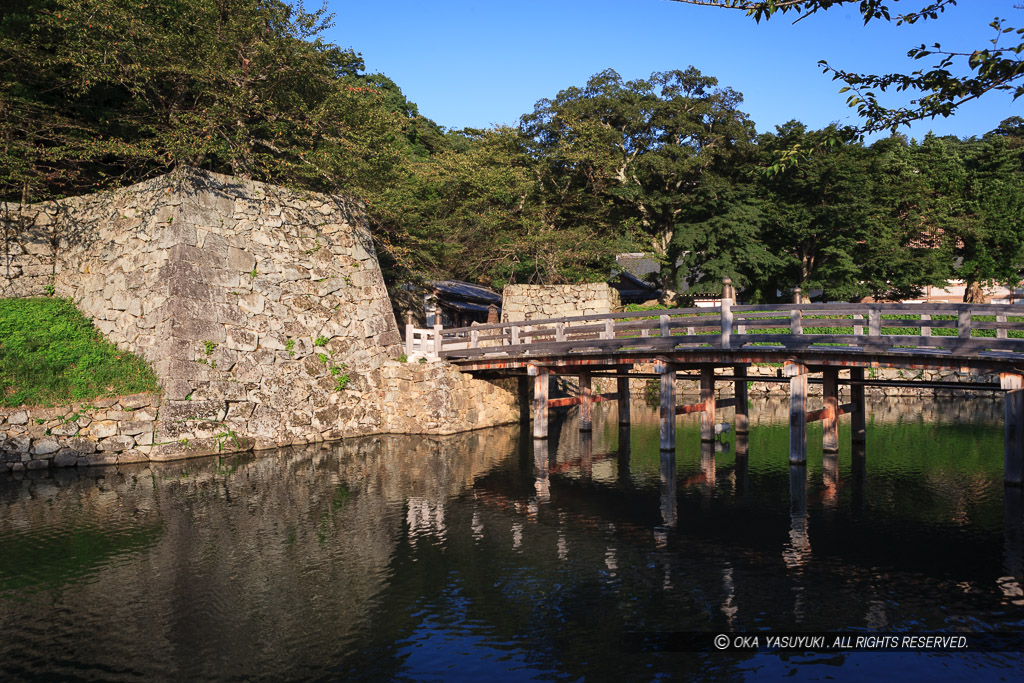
324, 0, 1020, 142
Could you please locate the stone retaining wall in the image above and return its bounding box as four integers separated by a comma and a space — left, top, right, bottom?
501, 283, 620, 321
1, 169, 520, 469
1, 393, 159, 471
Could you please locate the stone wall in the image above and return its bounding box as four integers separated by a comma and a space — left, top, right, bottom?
501, 283, 621, 322
1, 169, 519, 468
380, 362, 522, 435
1, 393, 158, 471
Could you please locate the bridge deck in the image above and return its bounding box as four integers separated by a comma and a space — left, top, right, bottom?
404, 300, 1024, 485
415, 301, 1024, 375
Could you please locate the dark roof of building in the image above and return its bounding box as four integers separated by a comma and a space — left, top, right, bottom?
609, 270, 661, 304
441, 300, 493, 314
431, 280, 502, 306
615, 253, 661, 279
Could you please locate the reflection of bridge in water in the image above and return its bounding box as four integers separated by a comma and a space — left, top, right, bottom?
501, 405, 1024, 623
425, 290, 1024, 486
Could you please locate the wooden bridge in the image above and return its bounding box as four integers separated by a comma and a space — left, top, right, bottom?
406, 282, 1024, 485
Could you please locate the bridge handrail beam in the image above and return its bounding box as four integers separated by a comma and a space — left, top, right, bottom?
435, 300, 1024, 359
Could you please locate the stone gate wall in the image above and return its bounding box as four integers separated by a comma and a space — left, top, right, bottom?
501, 283, 621, 322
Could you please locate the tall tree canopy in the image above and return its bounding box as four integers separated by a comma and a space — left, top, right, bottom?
665, 1, 1024, 133
521, 68, 756, 294
0, 0, 406, 203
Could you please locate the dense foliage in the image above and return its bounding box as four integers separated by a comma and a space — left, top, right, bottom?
2, 0, 1022, 302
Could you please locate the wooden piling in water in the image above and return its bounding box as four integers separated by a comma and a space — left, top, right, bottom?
579, 371, 593, 431
617, 377, 631, 426
617, 424, 631, 483
1001, 372, 1023, 486
529, 364, 549, 439
822, 367, 839, 454
518, 376, 531, 423
657, 361, 676, 451
700, 367, 716, 442
850, 367, 866, 445
734, 364, 749, 435
785, 361, 808, 464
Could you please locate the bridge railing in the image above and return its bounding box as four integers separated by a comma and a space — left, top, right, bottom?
433, 301, 1024, 360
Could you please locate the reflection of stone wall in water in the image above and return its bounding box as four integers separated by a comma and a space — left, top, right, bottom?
0, 169, 519, 468
586, 364, 1005, 401
0, 427, 520, 677
619, 396, 1003, 428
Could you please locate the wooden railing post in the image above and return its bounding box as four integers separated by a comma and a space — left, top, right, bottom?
958, 309, 972, 339
853, 314, 864, 336
433, 324, 442, 358
998, 313, 1008, 340
511, 323, 520, 346
790, 308, 802, 336
470, 329, 479, 348
555, 322, 565, 342
604, 319, 615, 341
720, 278, 733, 349
868, 309, 881, 337
921, 313, 931, 339
660, 314, 670, 337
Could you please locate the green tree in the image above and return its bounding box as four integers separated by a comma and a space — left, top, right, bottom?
373, 126, 625, 288
666, 1, 1024, 133
0, 0, 405, 202
755, 122, 948, 301
915, 132, 1024, 301
521, 67, 756, 295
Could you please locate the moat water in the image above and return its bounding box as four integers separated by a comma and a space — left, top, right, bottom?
1, 398, 1022, 681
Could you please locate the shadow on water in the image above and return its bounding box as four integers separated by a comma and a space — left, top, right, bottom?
0, 396, 1021, 680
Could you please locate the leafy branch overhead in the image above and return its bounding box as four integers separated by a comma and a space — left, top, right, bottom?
665, 1, 1024, 133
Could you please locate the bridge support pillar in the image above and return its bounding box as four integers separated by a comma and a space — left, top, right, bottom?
579, 371, 592, 431
822, 367, 839, 454
518, 376, 531, 423
785, 361, 808, 464
617, 377, 631, 426
734, 364, 749, 435
656, 361, 676, 451
528, 364, 549, 439
1001, 372, 1024, 486
850, 367, 866, 445
700, 367, 716, 442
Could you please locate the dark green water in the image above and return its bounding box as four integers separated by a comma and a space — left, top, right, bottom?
1, 397, 1022, 681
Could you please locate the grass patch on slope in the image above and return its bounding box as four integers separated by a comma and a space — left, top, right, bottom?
0, 298, 159, 407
